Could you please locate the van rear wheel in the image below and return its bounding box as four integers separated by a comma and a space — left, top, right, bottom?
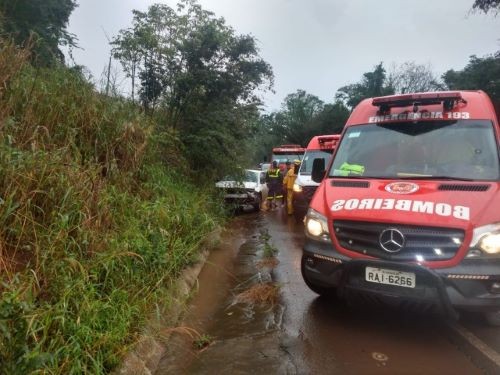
301, 255, 337, 297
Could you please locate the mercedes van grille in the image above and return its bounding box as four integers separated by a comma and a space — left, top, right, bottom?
333, 220, 464, 261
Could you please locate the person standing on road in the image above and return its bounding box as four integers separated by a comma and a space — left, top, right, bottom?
283, 159, 301, 215
282, 161, 291, 208
265, 161, 283, 210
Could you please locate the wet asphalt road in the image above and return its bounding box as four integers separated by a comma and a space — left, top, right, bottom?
155, 209, 500, 374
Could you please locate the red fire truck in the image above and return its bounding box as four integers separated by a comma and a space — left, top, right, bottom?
302, 91, 500, 325
271, 144, 305, 172
292, 135, 340, 221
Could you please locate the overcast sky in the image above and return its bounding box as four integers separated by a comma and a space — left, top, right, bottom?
67, 0, 499, 111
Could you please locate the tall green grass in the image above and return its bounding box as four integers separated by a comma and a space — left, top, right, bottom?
0, 41, 224, 374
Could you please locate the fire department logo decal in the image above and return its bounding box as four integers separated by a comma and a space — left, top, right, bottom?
385, 182, 419, 195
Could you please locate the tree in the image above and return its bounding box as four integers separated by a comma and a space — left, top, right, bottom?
250, 90, 350, 162
387, 61, 444, 94
309, 101, 350, 136
273, 90, 325, 145
472, 0, 500, 14
112, 1, 273, 118
0, 0, 77, 66
111, 29, 141, 102
442, 52, 500, 101
112, 0, 273, 177
335, 63, 394, 109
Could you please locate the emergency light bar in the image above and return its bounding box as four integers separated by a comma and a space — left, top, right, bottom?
372, 92, 466, 113
317, 135, 340, 149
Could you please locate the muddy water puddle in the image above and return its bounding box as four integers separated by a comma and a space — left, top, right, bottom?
155, 213, 288, 374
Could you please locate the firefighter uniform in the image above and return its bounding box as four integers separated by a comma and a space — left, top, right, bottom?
283, 160, 301, 215
265, 163, 283, 209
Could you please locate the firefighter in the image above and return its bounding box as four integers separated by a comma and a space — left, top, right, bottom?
283, 159, 301, 215
282, 160, 291, 208
265, 161, 283, 210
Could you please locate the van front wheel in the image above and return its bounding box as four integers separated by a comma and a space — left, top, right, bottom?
301, 255, 337, 297
484, 311, 500, 327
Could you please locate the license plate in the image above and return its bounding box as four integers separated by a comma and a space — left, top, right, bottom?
365, 267, 415, 288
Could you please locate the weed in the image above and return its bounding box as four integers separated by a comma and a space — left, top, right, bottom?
263, 242, 278, 258
234, 282, 280, 306
192, 333, 213, 350
256, 257, 279, 269
259, 229, 271, 242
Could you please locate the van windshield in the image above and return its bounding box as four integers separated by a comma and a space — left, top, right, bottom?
300, 150, 333, 175
329, 120, 500, 180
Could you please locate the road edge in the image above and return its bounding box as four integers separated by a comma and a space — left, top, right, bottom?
113, 227, 222, 375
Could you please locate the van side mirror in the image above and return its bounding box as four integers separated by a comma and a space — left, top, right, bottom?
311, 158, 326, 183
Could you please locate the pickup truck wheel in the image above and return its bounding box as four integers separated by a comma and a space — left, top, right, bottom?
301, 255, 337, 297
484, 311, 500, 326
253, 193, 262, 212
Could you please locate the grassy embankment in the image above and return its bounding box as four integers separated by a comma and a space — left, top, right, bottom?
0, 42, 224, 374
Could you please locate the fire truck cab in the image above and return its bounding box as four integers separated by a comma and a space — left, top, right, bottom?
302, 91, 500, 325
271, 144, 305, 172
293, 135, 340, 222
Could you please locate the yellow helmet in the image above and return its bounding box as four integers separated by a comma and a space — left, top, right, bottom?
293, 159, 301, 165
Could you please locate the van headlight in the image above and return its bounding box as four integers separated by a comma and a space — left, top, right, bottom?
304, 208, 331, 242
467, 223, 500, 257
293, 183, 303, 193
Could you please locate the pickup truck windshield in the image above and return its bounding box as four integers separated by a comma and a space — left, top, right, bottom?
329, 120, 500, 180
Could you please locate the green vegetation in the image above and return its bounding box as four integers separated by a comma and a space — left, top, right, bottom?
111, 0, 273, 180
0, 0, 498, 372
472, 0, 500, 14
258, 230, 277, 258
192, 333, 213, 350
0, 0, 77, 66
443, 52, 500, 102
0, 41, 223, 374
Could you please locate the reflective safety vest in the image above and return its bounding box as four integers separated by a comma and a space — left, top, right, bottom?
266, 168, 281, 185
338, 162, 365, 176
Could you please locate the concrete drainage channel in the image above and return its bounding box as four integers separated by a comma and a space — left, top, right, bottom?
114, 228, 221, 375
152, 214, 291, 374
114, 213, 287, 374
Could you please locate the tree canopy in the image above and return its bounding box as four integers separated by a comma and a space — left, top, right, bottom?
112, 0, 273, 178
387, 62, 444, 94
0, 0, 77, 66
250, 90, 350, 163
472, 0, 500, 14
442, 51, 500, 101
335, 63, 394, 109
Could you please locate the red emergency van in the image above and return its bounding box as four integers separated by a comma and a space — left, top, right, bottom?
292, 135, 340, 221
271, 144, 305, 172
302, 91, 500, 325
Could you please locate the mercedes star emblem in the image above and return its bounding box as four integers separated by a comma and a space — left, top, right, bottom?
379, 228, 405, 253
